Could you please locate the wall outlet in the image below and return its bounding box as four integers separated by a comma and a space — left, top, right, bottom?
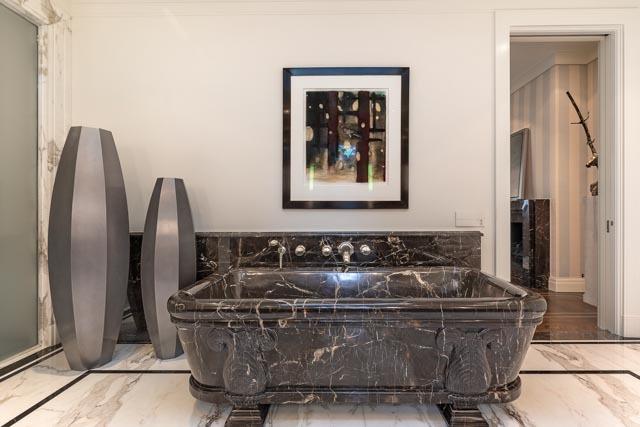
455, 211, 483, 227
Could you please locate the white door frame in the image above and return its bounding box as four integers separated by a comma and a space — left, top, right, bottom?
495, 9, 640, 337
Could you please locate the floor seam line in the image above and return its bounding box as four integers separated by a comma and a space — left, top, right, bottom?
0, 347, 64, 384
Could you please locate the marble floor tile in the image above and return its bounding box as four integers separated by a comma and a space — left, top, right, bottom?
266, 404, 447, 426
524, 343, 640, 373
14, 373, 229, 427
4, 343, 640, 426
0, 351, 81, 426
0, 344, 189, 426
96, 344, 190, 371
481, 373, 640, 427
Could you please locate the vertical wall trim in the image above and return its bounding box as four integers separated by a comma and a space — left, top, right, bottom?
37, 17, 72, 348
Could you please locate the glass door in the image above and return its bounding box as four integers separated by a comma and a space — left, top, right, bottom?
0, 4, 38, 360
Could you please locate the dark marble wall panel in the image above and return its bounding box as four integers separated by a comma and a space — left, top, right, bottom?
200, 232, 482, 271
511, 200, 550, 289
120, 231, 482, 343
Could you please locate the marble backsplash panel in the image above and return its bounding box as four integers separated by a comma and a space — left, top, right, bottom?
120, 231, 482, 342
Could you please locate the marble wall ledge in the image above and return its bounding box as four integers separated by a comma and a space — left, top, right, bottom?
122, 231, 482, 343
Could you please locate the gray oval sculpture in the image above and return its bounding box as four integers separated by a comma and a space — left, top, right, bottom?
48, 127, 129, 371
142, 178, 195, 359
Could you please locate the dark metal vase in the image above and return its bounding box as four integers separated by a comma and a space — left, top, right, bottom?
142, 178, 195, 359
48, 127, 130, 371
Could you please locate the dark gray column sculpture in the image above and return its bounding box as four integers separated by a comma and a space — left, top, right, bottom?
48, 127, 129, 371
142, 178, 195, 359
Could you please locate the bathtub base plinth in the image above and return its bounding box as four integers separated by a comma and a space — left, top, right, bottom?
191, 375, 520, 422
225, 404, 269, 427
438, 403, 488, 427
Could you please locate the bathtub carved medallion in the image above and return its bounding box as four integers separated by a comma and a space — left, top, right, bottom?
208, 328, 276, 396
437, 327, 500, 395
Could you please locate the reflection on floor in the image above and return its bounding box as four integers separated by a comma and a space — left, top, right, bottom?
118, 310, 148, 343
532, 290, 628, 341
2, 343, 640, 426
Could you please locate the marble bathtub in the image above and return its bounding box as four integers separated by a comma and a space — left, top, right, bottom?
168, 267, 546, 426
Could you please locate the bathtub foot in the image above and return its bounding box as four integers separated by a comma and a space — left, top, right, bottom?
438, 403, 488, 427
225, 404, 269, 427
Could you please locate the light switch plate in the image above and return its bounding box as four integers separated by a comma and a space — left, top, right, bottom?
455, 211, 483, 227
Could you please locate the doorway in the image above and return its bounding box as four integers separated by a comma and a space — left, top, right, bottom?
509, 37, 611, 340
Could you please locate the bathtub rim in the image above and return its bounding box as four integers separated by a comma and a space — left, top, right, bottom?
168, 267, 547, 323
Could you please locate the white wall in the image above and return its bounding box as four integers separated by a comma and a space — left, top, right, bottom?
72, 6, 496, 269
70, 0, 640, 275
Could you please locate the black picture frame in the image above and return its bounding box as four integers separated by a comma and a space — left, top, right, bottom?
283, 67, 409, 209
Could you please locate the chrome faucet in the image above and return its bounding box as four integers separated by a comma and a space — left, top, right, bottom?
269, 239, 287, 269
337, 241, 354, 264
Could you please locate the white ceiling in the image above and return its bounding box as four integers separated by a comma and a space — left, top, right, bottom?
510, 40, 599, 91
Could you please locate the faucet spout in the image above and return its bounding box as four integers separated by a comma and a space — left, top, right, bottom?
337, 242, 354, 266
269, 239, 287, 269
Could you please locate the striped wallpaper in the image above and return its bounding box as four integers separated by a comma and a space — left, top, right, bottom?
511, 60, 598, 280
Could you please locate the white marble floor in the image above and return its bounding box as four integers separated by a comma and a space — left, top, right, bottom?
1, 342, 640, 426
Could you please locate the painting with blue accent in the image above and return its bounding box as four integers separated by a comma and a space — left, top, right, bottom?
305, 90, 387, 184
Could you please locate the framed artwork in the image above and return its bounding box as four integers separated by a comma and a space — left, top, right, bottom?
283, 67, 409, 209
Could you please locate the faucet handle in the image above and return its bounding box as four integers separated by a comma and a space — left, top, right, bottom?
337, 241, 354, 255
359, 244, 372, 256
321, 245, 332, 257
295, 245, 306, 256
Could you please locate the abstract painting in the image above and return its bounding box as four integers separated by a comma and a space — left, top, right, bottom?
305, 90, 387, 186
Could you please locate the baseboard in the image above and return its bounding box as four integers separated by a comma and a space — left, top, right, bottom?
582, 291, 597, 306
623, 315, 640, 338
548, 276, 586, 292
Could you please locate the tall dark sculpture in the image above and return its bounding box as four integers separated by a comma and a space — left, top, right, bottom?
142, 178, 195, 359
48, 127, 129, 371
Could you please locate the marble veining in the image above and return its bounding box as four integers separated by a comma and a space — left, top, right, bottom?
265, 404, 448, 426
16, 373, 229, 427
4, 343, 640, 426
511, 200, 550, 289
123, 231, 482, 343
169, 266, 545, 426
523, 343, 640, 374
0, 350, 81, 426
480, 373, 640, 427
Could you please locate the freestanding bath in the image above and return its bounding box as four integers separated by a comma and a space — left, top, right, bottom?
169, 267, 546, 426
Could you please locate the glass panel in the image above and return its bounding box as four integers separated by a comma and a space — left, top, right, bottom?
0, 4, 38, 360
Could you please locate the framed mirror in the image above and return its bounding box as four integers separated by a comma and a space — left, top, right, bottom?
510, 128, 529, 200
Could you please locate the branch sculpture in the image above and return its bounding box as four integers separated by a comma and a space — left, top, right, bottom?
566, 91, 598, 168
566, 91, 598, 196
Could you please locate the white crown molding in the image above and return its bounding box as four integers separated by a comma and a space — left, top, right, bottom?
0, 0, 64, 25
69, 0, 640, 18
549, 276, 586, 292
511, 48, 598, 93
